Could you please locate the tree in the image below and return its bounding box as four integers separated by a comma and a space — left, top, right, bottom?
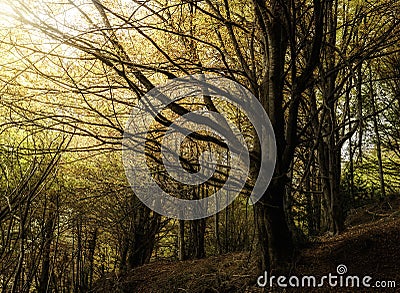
0, 0, 399, 285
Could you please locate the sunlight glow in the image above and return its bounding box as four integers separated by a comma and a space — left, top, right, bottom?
0, 1, 17, 26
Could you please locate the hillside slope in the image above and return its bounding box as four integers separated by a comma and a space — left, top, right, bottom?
95, 199, 400, 292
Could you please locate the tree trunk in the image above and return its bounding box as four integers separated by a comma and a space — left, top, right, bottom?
255, 179, 293, 273
317, 111, 344, 234
39, 216, 55, 293
317, 0, 344, 235
214, 210, 221, 255
253, 0, 293, 273
188, 187, 206, 259
370, 67, 386, 200
178, 220, 185, 261
252, 0, 324, 272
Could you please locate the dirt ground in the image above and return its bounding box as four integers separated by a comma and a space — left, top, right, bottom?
94, 197, 400, 292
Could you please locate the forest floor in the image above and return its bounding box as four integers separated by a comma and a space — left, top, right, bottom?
95, 197, 400, 292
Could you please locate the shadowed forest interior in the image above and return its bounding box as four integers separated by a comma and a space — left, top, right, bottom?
0, 0, 399, 292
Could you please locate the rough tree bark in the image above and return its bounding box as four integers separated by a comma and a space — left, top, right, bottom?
253, 0, 324, 272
